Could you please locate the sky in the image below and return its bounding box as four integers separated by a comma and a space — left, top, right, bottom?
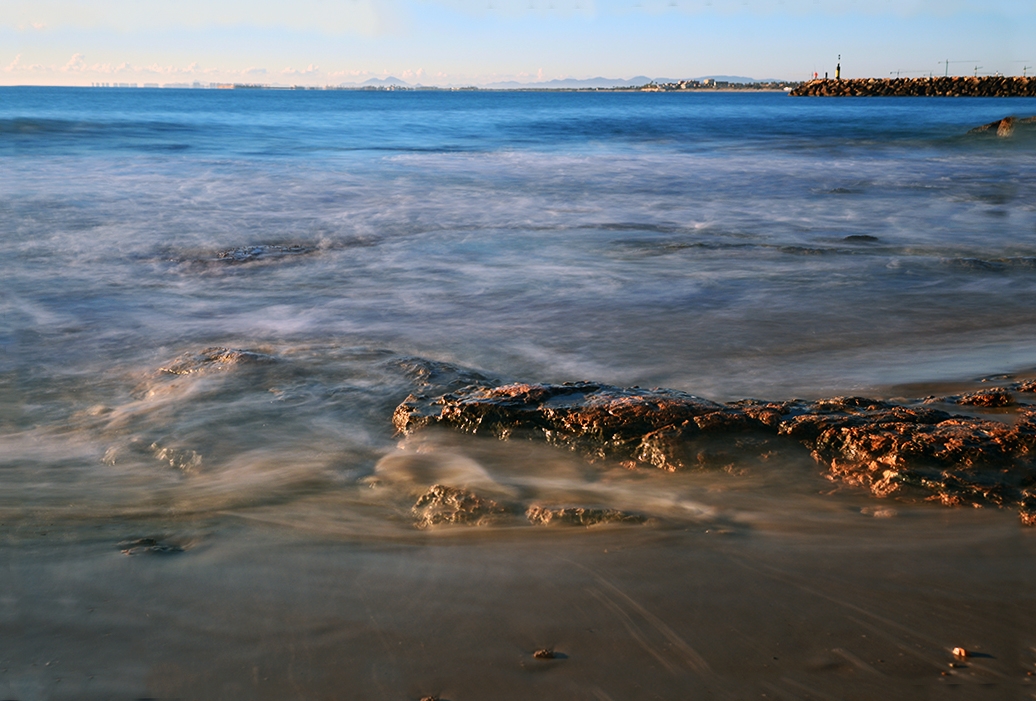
1, 0, 1034, 86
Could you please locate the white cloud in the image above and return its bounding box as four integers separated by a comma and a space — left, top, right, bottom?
4, 54, 49, 73
62, 53, 86, 72
2, 0, 395, 35
281, 64, 321, 76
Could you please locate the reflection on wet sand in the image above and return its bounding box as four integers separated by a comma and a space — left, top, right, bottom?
2, 505, 1032, 700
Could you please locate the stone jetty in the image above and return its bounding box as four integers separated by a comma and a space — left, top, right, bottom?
790, 76, 1036, 97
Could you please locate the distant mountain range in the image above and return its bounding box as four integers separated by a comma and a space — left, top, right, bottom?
334, 75, 788, 89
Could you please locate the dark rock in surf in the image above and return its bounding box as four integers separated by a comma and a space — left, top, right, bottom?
968, 115, 1036, 137
214, 244, 317, 264
411, 484, 509, 528
161, 243, 321, 272
119, 537, 186, 555
395, 382, 1036, 524
392, 356, 499, 393
968, 116, 1016, 137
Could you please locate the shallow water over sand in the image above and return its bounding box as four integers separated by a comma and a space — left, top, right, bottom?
3, 88, 1036, 698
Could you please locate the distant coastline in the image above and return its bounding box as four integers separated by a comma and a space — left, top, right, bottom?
791, 76, 1036, 97
78, 78, 801, 92
62, 75, 1036, 95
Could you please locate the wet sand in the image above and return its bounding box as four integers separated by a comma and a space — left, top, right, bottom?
2, 441, 1034, 700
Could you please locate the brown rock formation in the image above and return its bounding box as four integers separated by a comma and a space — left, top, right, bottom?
411, 484, 509, 528
779, 404, 1036, 518
525, 505, 647, 527
961, 114, 1036, 135
395, 382, 1036, 525
393, 382, 777, 471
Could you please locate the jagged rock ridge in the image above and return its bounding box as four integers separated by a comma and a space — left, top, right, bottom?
395, 382, 1036, 525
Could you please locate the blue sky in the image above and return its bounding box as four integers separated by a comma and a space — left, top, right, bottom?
1, 0, 1033, 86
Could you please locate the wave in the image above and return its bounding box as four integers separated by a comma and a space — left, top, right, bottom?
0, 117, 203, 154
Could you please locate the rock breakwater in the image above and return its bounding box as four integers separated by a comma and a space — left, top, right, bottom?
790, 76, 1036, 97
395, 382, 1036, 525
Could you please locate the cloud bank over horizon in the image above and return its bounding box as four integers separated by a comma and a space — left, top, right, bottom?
2, 0, 1032, 86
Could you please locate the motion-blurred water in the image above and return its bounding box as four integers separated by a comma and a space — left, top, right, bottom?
3, 87, 1036, 522
3, 85, 1036, 701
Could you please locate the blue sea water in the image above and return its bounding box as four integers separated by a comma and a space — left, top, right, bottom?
2, 87, 1036, 699
4, 88, 1036, 400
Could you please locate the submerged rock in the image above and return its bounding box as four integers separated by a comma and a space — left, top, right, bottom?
214, 244, 316, 264
969, 116, 1017, 137
392, 356, 499, 393
525, 505, 646, 527
119, 537, 186, 555
395, 382, 1036, 525
967, 115, 1036, 137
158, 347, 276, 375
411, 484, 510, 528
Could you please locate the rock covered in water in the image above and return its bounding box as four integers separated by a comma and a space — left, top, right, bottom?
411, 484, 509, 528
214, 244, 316, 264
392, 356, 500, 393
395, 382, 1036, 525
525, 505, 647, 527
968, 115, 1036, 137
159, 347, 276, 375
119, 537, 187, 555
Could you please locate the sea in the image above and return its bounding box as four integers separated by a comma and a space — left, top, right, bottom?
2, 87, 1036, 699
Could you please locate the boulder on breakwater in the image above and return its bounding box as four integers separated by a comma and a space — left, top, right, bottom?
789, 76, 1036, 97
394, 382, 1036, 525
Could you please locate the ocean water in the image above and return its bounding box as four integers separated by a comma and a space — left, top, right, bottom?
3, 87, 1036, 699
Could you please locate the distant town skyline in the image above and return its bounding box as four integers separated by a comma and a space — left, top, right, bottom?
2, 0, 1032, 87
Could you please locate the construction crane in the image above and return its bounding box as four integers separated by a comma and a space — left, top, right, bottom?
940, 59, 978, 77
1014, 61, 1033, 77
